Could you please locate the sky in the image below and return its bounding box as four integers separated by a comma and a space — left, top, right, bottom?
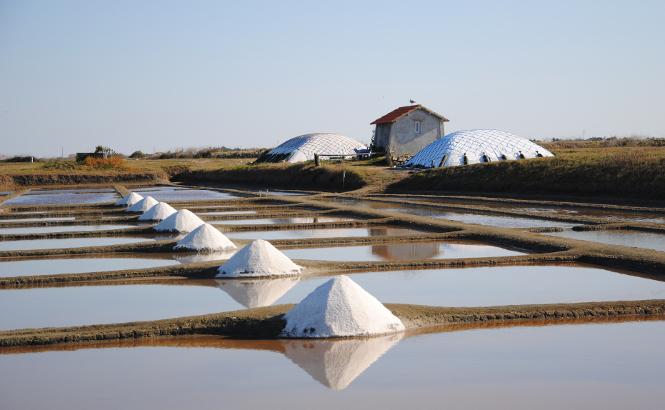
1, 0, 664, 157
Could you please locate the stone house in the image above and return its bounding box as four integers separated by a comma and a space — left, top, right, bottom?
370, 104, 448, 159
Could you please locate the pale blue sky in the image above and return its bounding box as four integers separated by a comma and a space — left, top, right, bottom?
1, 0, 664, 157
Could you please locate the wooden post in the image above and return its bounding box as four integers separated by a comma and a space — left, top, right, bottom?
314, 154, 320, 166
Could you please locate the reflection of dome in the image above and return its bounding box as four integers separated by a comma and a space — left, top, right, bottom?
216, 277, 300, 308
404, 129, 554, 168
257, 133, 367, 163
372, 242, 440, 260
282, 333, 403, 390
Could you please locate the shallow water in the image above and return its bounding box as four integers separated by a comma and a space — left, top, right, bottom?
198, 210, 257, 216
0, 216, 76, 222
283, 242, 524, 261
330, 198, 574, 228
215, 216, 352, 225
135, 187, 237, 201
2, 265, 663, 330
544, 230, 665, 252
1, 321, 663, 409
0, 224, 135, 235
0, 257, 178, 278
4, 191, 119, 206
0, 237, 153, 251
224, 226, 427, 240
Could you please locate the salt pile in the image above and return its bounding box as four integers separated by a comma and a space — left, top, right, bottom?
216, 277, 300, 308
282, 333, 403, 390
280, 275, 405, 338
154, 209, 205, 233
216, 239, 302, 278
138, 202, 177, 221
115, 192, 143, 207
174, 223, 236, 252
126, 196, 158, 213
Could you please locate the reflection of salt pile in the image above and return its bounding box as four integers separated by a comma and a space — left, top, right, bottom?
138, 202, 177, 221
115, 192, 143, 206
173, 251, 236, 264
127, 196, 158, 213
281, 275, 404, 338
216, 239, 302, 278
282, 332, 403, 390
154, 209, 205, 233
174, 223, 236, 252
216, 277, 300, 308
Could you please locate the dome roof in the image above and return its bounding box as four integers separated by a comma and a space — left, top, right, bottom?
258, 133, 367, 163
403, 129, 554, 168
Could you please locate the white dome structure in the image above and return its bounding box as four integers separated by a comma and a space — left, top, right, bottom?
115, 192, 143, 207
257, 133, 367, 163
174, 223, 236, 252
138, 202, 177, 221
216, 239, 302, 278
403, 129, 554, 168
126, 196, 158, 213
154, 209, 205, 233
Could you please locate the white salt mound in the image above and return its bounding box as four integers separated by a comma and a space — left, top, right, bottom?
281, 275, 405, 338
174, 223, 236, 252
115, 192, 143, 206
216, 239, 302, 278
138, 202, 177, 221
153, 209, 205, 233
126, 196, 158, 213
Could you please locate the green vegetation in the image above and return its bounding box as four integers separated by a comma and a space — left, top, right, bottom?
390, 147, 665, 200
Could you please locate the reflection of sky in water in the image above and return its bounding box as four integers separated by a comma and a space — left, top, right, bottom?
225, 227, 425, 240
0, 258, 177, 277
1, 321, 664, 408
0, 225, 135, 235
0, 217, 76, 222
4, 192, 119, 205
135, 188, 238, 201
3, 265, 665, 330
198, 210, 257, 216
283, 242, 523, 261
215, 217, 352, 225
545, 230, 665, 252
0, 237, 153, 251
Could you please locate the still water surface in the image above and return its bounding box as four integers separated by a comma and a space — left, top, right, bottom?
545, 230, 665, 252
0, 237, 153, 251
2, 265, 663, 330
1, 321, 663, 409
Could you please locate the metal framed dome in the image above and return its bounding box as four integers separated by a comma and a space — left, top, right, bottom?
403, 129, 554, 168
257, 133, 367, 163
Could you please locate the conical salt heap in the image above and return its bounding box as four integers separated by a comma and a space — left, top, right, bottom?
138, 202, 177, 221
216, 277, 299, 308
280, 275, 405, 338
115, 192, 143, 207
282, 332, 403, 390
126, 196, 158, 213
216, 239, 302, 278
154, 209, 205, 233
174, 223, 236, 252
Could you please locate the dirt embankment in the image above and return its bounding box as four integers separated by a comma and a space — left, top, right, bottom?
389, 152, 665, 200
2, 300, 664, 348
8, 172, 165, 187
173, 163, 366, 192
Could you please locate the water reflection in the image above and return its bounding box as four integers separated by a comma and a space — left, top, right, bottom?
225, 226, 426, 241
172, 250, 237, 264
545, 230, 665, 252
216, 277, 300, 308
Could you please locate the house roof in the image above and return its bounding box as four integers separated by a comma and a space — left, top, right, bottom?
370, 104, 449, 125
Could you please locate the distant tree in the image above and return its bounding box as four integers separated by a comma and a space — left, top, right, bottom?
129, 150, 145, 159
94, 146, 116, 157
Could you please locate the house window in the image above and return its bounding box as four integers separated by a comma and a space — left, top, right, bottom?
414, 121, 421, 134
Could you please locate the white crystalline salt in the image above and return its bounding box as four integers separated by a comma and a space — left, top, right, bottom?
126, 196, 158, 213
153, 209, 205, 233
174, 223, 236, 252
138, 202, 177, 221
281, 275, 405, 338
115, 192, 143, 206
216, 239, 302, 278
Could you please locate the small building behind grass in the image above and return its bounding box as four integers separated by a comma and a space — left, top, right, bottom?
371, 104, 449, 160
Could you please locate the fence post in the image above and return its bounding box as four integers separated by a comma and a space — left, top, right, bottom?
314, 154, 320, 166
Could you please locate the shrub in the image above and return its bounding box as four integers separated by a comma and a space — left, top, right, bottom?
83, 156, 127, 169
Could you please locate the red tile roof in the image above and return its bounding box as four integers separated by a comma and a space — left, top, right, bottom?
371, 104, 449, 125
